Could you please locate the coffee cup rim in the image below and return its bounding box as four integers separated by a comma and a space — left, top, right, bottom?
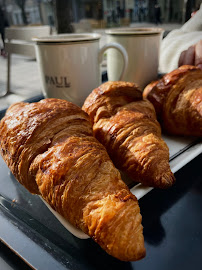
32, 33, 101, 43
105, 27, 164, 35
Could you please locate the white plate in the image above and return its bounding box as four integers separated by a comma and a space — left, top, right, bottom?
41, 135, 202, 239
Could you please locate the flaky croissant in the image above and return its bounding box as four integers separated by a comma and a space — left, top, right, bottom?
0, 98, 145, 261
143, 65, 202, 136
82, 81, 175, 189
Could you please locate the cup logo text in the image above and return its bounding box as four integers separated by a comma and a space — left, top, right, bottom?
45, 75, 71, 88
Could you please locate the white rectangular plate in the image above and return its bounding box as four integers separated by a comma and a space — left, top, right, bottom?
41, 135, 202, 239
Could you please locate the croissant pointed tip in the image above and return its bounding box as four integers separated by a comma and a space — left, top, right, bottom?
120, 248, 146, 262
157, 172, 176, 189
112, 245, 146, 261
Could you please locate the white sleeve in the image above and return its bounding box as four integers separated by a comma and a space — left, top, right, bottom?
159, 30, 202, 73
159, 5, 202, 73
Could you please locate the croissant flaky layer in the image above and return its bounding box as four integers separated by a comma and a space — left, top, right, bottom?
143, 65, 202, 136
83, 81, 175, 189
0, 98, 145, 261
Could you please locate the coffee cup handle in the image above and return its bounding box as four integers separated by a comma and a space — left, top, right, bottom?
98, 43, 128, 81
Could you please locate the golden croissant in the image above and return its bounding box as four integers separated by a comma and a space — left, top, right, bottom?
82, 81, 175, 189
0, 98, 146, 261
143, 65, 202, 136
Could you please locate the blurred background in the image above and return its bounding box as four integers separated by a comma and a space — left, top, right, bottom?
0, 0, 201, 33
0, 0, 201, 110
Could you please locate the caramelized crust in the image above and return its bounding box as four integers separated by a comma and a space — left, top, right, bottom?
143, 65, 202, 136
0, 98, 145, 261
83, 81, 175, 189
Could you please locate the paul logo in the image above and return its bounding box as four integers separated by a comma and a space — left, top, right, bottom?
45, 75, 71, 88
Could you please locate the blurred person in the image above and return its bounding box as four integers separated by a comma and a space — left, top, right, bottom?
0, 5, 5, 55
0, 5, 8, 57
129, 8, 133, 22
159, 3, 202, 73
154, 3, 162, 25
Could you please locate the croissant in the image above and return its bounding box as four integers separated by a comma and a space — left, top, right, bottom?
82, 81, 175, 189
143, 65, 202, 136
0, 98, 145, 261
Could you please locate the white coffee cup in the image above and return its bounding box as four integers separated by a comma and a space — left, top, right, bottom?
106, 28, 163, 90
33, 33, 128, 106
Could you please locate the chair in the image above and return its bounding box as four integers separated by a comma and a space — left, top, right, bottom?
3, 25, 51, 97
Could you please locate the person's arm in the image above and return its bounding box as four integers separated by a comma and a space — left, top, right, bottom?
159, 31, 202, 73
159, 4, 202, 73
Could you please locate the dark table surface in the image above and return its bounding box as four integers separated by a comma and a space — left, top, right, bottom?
0, 153, 201, 270
0, 96, 201, 270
